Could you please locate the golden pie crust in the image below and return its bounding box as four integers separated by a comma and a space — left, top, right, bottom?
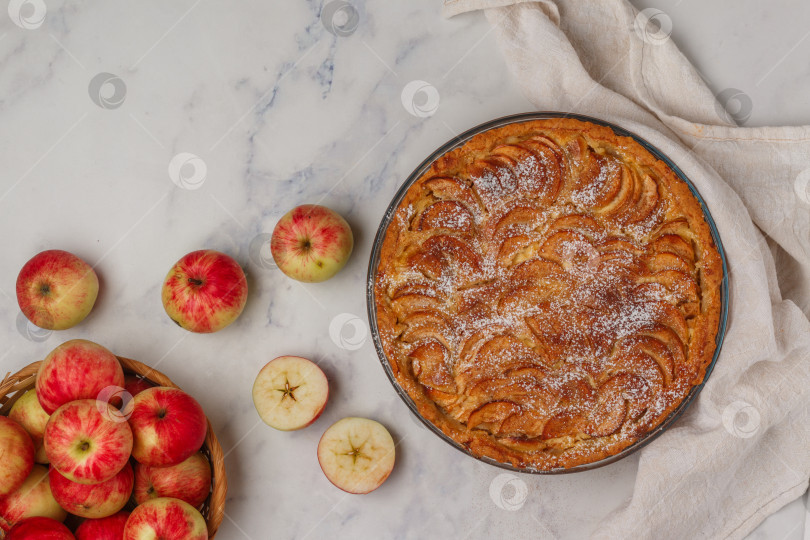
373, 118, 723, 470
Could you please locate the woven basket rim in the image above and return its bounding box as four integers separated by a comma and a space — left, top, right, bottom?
0, 357, 227, 539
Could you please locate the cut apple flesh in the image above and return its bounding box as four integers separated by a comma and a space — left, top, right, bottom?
252, 356, 329, 431
317, 417, 395, 494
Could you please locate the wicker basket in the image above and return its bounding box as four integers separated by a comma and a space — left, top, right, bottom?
0, 357, 227, 539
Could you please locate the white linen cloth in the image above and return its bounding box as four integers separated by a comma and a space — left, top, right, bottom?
442, 1, 810, 537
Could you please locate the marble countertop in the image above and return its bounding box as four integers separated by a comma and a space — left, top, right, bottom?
1, 0, 807, 538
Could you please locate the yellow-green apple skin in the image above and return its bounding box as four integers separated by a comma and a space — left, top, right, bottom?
9, 390, 50, 464
271, 204, 354, 282
0, 465, 66, 531
16, 249, 99, 330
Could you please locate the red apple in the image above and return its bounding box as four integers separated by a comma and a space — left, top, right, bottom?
133, 452, 211, 508
36, 339, 125, 415
270, 204, 353, 282
9, 390, 50, 464
128, 387, 207, 467
252, 356, 329, 430
317, 417, 395, 494
16, 250, 98, 331
74, 511, 129, 540
7, 516, 74, 539
123, 375, 153, 398
0, 465, 66, 531
0, 416, 35, 497
123, 498, 207, 540
44, 400, 132, 485
49, 464, 133, 519
161, 250, 248, 333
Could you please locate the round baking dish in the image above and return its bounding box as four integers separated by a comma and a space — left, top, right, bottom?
367, 112, 729, 474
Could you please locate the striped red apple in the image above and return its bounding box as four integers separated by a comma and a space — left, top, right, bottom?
44, 400, 132, 485
36, 340, 124, 415
128, 387, 207, 467
123, 498, 207, 540
49, 464, 133, 519
133, 452, 211, 508
161, 250, 248, 333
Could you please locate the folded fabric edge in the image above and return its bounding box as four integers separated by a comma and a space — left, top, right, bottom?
442, 0, 531, 18
668, 116, 810, 144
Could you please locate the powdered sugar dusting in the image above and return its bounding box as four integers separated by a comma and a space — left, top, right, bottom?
377, 129, 705, 469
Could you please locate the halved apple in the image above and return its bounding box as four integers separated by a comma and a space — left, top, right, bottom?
317, 417, 395, 494
252, 356, 328, 431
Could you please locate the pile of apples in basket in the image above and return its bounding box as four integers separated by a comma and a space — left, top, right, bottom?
0, 339, 212, 539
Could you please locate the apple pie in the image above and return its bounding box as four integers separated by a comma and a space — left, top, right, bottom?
373, 117, 723, 470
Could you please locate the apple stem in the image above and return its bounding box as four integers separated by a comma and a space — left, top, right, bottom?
188, 277, 204, 286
